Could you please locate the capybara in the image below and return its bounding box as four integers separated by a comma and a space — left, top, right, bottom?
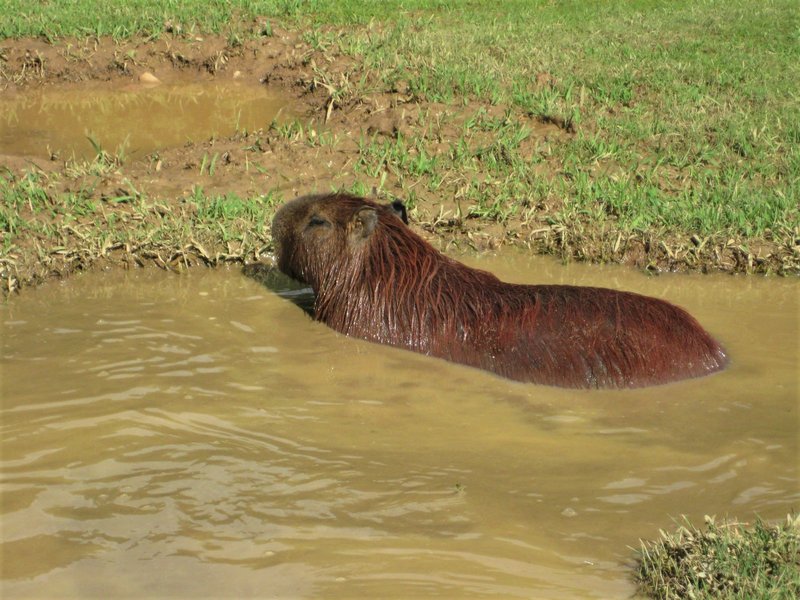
269, 192, 728, 389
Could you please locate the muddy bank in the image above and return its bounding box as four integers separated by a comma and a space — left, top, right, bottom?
1, 28, 797, 295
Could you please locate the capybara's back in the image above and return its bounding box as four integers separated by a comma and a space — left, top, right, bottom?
267, 192, 727, 389
479, 283, 727, 388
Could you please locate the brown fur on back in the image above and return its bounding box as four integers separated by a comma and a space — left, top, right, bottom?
270, 193, 728, 388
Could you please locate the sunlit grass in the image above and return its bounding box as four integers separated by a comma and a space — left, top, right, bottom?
0, 166, 283, 277
637, 515, 800, 599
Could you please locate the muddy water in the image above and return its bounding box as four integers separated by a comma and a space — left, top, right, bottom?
0, 80, 284, 160
1, 255, 797, 598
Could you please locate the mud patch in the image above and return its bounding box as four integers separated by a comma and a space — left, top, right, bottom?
0, 79, 286, 160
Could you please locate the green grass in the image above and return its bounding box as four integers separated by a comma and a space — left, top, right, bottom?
0, 1, 468, 38
637, 515, 800, 599
331, 0, 799, 237
0, 165, 282, 277
192, 187, 280, 231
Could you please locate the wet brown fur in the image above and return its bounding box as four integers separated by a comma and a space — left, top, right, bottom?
271, 193, 728, 389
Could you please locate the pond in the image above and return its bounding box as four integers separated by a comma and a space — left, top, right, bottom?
1, 254, 797, 598
0, 79, 284, 161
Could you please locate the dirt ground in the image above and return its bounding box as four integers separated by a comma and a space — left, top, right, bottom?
1, 27, 796, 294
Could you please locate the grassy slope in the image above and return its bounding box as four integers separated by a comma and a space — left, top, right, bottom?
1, 0, 798, 265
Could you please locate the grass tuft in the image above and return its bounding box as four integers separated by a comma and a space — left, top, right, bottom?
636, 514, 800, 600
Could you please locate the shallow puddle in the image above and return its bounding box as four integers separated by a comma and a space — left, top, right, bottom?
0, 80, 284, 160
1, 255, 797, 598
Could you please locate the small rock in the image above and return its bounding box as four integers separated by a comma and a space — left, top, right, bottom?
233, 70, 242, 79
139, 72, 160, 84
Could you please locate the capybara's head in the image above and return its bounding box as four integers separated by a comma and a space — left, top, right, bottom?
271, 193, 408, 291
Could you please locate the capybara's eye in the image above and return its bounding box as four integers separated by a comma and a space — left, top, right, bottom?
308, 214, 329, 228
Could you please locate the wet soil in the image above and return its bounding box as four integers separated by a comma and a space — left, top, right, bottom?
0, 28, 796, 294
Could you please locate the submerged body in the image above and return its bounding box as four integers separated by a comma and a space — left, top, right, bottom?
269, 193, 727, 388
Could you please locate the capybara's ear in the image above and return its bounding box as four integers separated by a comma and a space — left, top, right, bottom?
390, 199, 408, 224
350, 206, 378, 241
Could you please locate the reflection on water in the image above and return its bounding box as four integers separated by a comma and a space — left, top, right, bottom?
1, 256, 798, 598
0, 80, 285, 160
